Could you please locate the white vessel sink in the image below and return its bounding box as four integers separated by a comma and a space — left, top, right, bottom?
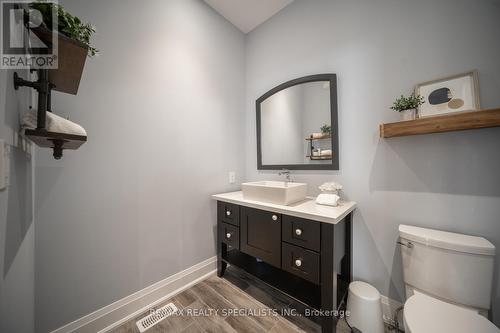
241, 181, 307, 206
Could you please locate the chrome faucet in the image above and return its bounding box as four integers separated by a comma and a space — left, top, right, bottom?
278, 169, 291, 185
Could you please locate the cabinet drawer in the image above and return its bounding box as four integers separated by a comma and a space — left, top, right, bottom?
282, 215, 320, 252
220, 223, 239, 250
282, 242, 320, 284
218, 201, 240, 226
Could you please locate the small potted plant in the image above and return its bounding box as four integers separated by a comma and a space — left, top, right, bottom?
320, 124, 331, 136
391, 94, 425, 120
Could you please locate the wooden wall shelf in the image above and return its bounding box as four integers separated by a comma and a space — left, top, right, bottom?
379, 108, 500, 138
305, 134, 331, 141
24, 129, 87, 159
24, 129, 87, 150
306, 155, 332, 160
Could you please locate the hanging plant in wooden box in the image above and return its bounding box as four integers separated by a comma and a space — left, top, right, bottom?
29, 1, 99, 94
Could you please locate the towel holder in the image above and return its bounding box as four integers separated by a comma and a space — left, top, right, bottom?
13, 69, 87, 159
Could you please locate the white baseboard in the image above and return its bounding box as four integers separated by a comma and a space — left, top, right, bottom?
380, 295, 404, 329
51, 256, 217, 333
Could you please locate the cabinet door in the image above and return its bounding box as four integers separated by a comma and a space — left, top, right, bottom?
240, 207, 281, 268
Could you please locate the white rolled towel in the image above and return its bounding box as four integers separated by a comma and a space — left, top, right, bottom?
320, 149, 332, 156
315, 193, 340, 207
21, 109, 87, 136
319, 182, 343, 193
311, 132, 324, 139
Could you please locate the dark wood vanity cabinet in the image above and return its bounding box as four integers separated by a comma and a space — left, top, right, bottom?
216, 201, 353, 333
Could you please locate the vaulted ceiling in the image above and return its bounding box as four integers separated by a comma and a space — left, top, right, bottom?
204, 0, 294, 33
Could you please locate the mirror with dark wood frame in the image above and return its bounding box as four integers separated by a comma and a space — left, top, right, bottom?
256, 74, 339, 170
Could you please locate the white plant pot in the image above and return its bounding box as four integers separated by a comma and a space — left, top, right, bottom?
401, 109, 416, 121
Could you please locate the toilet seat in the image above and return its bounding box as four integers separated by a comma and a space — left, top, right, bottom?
404, 293, 499, 333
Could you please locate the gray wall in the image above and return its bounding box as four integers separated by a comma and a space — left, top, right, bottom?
0, 68, 35, 333
34, 0, 245, 331
244, 0, 500, 325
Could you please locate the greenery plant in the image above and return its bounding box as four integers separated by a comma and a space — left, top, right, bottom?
320, 124, 331, 135
390, 94, 425, 112
29, 1, 98, 56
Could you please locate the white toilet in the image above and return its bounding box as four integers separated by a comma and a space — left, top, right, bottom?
399, 225, 499, 333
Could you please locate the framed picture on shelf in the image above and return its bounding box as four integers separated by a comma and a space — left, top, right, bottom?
415, 70, 480, 118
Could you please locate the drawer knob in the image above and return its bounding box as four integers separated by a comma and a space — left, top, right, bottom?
295, 259, 302, 267
272, 214, 278, 221
226, 233, 231, 239
226, 210, 231, 216
295, 228, 302, 236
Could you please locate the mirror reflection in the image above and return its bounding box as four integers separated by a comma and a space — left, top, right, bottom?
257, 75, 338, 170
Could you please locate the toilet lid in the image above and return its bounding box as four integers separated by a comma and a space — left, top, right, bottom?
404, 293, 499, 333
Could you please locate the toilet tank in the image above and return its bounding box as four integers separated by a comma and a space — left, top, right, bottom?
399, 225, 495, 311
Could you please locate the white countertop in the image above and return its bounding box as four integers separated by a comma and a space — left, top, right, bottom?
212, 191, 356, 224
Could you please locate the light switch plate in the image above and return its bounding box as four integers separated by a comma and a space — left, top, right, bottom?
0, 140, 6, 190
228, 171, 236, 184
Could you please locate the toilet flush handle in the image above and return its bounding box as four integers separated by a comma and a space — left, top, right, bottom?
397, 240, 413, 249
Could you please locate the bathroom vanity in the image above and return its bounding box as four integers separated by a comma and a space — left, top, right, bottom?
212, 191, 356, 333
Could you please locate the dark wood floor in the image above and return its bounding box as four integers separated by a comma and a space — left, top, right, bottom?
107, 267, 352, 333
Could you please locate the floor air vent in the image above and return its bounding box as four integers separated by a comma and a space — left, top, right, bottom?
136, 303, 178, 332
